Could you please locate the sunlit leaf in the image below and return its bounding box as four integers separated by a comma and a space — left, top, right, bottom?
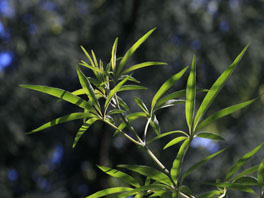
147, 130, 188, 144
151, 66, 189, 111
86, 187, 133, 198
258, 159, 264, 187
105, 75, 131, 113
79, 61, 103, 73
76, 66, 101, 114
73, 118, 99, 148
196, 99, 256, 131
134, 97, 149, 115
214, 182, 255, 194
171, 138, 190, 183
119, 85, 147, 92
197, 190, 221, 198
225, 142, 264, 181
149, 114, 160, 135
97, 165, 140, 187
108, 109, 126, 115
118, 164, 172, 186
186, 56, 196, 133
155, 99, 185, 111
179, 185, 193, 197
81, 46, 95, 68
181, 148, 227, 182
116, 28, 156, 78
163, 136, 187, 150
27, 112, 95, 134
196, 132, 224, 141
111, 38, 118, 71
121, 61, 167, 75
20, 85, 92, 110
91, 50, 99, 68
193, 44, 249, 131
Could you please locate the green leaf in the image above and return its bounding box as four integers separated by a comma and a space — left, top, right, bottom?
196, 132, 224, 141
196, 99, 256, 131
111, 38, 118, 71
119, 75, 140, 84
147, 131, 188, 144
225, 142, 264, 181
72, 88, 86, 96
20, 85, 92, 110
76, 66, 101, 114
185, 56, 196, 133
193, 44, 249, 131
171, 138, 190, 183
179, 185, 193, 197
104, 75, 131, 113
117, 96, 130, 112
197, 190, 221, 198
27, 112, 95, 134
81, 46, 96, 68
97, 165, 140, 187
91, 50, 99, 68
215, 182, 255, 194
116, 28, 156, 78
108, 109, 126, 115
117, 184, 168, 198
118, 164, 172, 186
231, 165, 259, 182
258, 159, 264, 187
121, 61, 167, 75
151, 66, 189, 111
134, 97, 149, 115
163, 136, 187, 150
79, 61, 103, 73
181, 148, 227, 182
86, 187, 133, 198
155, 99, 185, 111
119, 85, 147, 92
149, 114, 160, 135
73, 118, 98, 148
233, 176, 258, 186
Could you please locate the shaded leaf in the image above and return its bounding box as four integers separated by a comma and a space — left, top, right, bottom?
118, 164, 172, 186
193, 44, 249, 131
163, 136, 187, 150
214, 182, 255, 194
149, 114, 160, 135
155, 99, 185, 111
197, 190, 221, 198
27, 112, 95, 134
86, 187, 133, 198
225, 142, 264, 181
108, 109, 126, 115
147, 131, 188, 144
233, 176, 258, 186
73, 118, 98, 148
134, 97, 149, 114
231, 165, 259, 182
196, 99, 256, 131
119, 85, 147, 92
97, 165, 140, 187
258, 159, 264, 187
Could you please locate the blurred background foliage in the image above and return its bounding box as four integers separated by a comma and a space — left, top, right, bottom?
1, 0, 264, 197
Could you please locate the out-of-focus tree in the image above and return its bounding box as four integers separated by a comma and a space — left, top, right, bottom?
1, 0, 264, 197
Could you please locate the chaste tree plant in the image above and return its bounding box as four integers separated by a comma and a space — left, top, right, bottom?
21, 28, 264, 198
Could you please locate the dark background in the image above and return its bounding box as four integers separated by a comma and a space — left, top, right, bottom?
1, 0, 264, 197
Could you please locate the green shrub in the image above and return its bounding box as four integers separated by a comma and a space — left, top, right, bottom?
21, 28, 264, 198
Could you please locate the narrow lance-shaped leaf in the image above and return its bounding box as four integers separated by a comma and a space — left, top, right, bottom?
27, 112, 95, 134
79, 61, 103, 73
20, 85, 92, 110
151, 66, 189, 112
213, 182, 255, 194
196, 132, 224, 141
97, 165, 140, 187
116, 28, 156, 78
225, 142, 264, 181
80, 46, 95, 68
118, 164, 172, 186
147, 130, 189, 144
104, 75, 131, 113
91, 50, 99, 68
258, 159, 264, 187
186, 56, 196, 134
119, 85, 147, 92
163, 136, 187, 150
196, 98, 256, 131
171, 138, 190, 183
193, 44, 250, 131
231, 165, 259, 182
86, 187, 133, 198
111, 38, 118, 71
134, 97, 149, 115
76, 66, 101, 114
73, 118, 99, 148
181, 147, 227, 182
121, 61, 167, 75
149, 114, 160, 135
